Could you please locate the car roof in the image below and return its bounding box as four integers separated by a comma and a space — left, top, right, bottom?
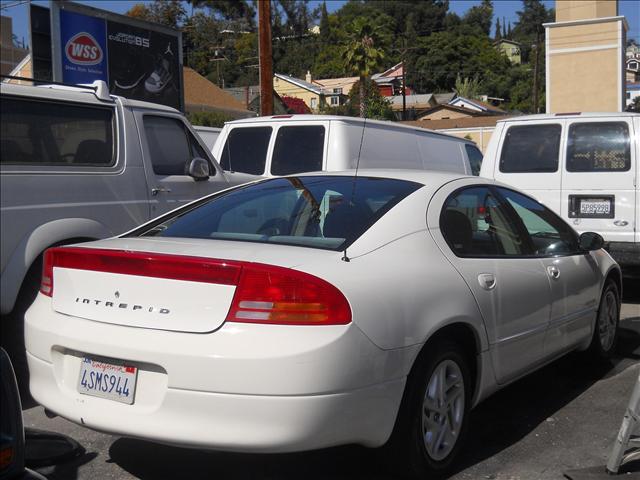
497, 112, 639, 123
293, 168, 492, 191
0, 82, 180, 113
225, 115, 476, 144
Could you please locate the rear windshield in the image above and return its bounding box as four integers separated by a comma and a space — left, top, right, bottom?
136, 176, 421, 250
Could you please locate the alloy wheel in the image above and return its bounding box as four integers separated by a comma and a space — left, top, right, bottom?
598, 289, 618, 352
422, 359, 465, 461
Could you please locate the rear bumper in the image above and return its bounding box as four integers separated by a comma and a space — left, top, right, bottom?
606, 242, 640, 272
25, 294, 411, 452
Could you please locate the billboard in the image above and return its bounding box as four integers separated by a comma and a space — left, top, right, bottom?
50, 1, 183, 111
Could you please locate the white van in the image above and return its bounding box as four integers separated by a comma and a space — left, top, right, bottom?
480, 112, 639, 272
211, 115, 484, 184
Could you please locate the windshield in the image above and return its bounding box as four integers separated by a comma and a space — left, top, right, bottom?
136, 176, 421, 251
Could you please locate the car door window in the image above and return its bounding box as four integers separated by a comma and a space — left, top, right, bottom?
498, 188, 579, 256
144, 116, 192, 175
271, 126, 325, 175
499, 124, 561, 173
441, 186, 527, 257
220, 127, 272, 175
566, 122, 631, 172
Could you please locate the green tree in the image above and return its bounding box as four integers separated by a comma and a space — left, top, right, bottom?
187, 110, 234, 127
511, 0, 554, 62
495, 17, 501, 40
126, 0, 186, 28
463, 0, 493, 36
319, 1, 331, 43
321, 79, 393, 120
341, 18, 386, 117
454, 74, 482, 99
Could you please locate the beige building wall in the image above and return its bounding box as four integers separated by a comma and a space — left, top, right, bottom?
273, 76, 322, 112
436, 127, 496, 153
545, 5, 626, 113
555, 0, 617, 22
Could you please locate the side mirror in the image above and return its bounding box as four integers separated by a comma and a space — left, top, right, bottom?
187, 157, 210, 181
579, 232, 604, 251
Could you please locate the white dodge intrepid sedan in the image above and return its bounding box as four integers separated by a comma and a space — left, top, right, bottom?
25, 170, 621, 477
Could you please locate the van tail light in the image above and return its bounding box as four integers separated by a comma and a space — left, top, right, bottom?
226, 264, 351, 326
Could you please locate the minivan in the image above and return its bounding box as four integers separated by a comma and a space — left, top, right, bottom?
211, 115, 484, 184
480, 112, 639, 272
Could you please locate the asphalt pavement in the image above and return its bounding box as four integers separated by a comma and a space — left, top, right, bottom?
12, 279, 640, 480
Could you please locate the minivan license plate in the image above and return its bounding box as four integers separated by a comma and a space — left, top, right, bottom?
580, 199, 611, 216
78, 357, 137, 404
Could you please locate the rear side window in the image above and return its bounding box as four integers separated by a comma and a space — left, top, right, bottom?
499, 124, 561, 173
137, 176, 421, 251
271, 126, 325, 175
441, 186, 527, 257
464, 144, 483, 176
566, 122, 630, 172
220, 127, 272, 175
144, 116, 204, 176
0, 97, 114, 166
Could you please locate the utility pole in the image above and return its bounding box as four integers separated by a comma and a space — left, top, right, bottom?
532, 31, 541, 114
402, 57, 406, 121
258, 0, 273, 116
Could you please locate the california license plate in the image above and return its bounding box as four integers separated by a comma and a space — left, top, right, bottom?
78, 356, 137, 404
580, 199, 611, 216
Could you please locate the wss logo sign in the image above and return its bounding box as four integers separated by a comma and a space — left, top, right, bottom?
65, 32, 104, 65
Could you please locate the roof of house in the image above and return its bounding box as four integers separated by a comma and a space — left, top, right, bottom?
313, 76, 359, 90
418, 104, 485, 118
433, 92, 456, 105
400, 115, 513, 130
494, 39, 521, 47
183, 67, 251, 113
388, 94, 434, 110
372, 62, 403, 80
274, 73, 323, 94
449, 95, 507, 114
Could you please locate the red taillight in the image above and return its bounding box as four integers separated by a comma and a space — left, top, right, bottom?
226, 264, 351, 325
39, 247, 242, 297
40, 247, 351, 326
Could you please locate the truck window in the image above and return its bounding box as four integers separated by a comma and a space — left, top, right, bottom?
220, 127, 272, 175
566, 122, 631, 172
144, 116, 195, 176
499, 124, 561, 173
271, 126, 325, 175
464, 144, 483, 176
0, 97, 114, 166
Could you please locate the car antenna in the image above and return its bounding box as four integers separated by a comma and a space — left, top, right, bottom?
342, 115, 367, 263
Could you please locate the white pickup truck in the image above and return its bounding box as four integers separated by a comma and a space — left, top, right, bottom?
0, 80, 235, 317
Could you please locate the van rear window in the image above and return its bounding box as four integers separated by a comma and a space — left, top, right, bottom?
271, 126, 325, 175
220, 127, 272, 175
499, 124, 561, 173
566, 122, 630, 172
0, 97, 114, 166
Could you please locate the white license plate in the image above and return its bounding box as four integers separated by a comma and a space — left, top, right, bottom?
78, 357, 137, 404
580, 200, 611, 215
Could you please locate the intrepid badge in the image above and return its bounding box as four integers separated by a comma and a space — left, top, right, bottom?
65, 32, 104, 66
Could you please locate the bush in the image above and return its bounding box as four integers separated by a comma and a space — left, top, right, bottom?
187, 110, 234, 127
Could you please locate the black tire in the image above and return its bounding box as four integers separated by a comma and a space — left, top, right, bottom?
384, 340, 472, 479
588, 280, 620, 359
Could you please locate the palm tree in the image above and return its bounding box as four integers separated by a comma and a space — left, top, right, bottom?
341, 18, 385, 118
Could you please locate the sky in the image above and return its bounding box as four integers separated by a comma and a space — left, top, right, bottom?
1, 0, 639, 48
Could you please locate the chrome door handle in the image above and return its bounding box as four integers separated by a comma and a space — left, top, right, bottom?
614, 220, 629, 227
151, 187, 172, 196
477, 273, 496, 291
547, 265, 560, 280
